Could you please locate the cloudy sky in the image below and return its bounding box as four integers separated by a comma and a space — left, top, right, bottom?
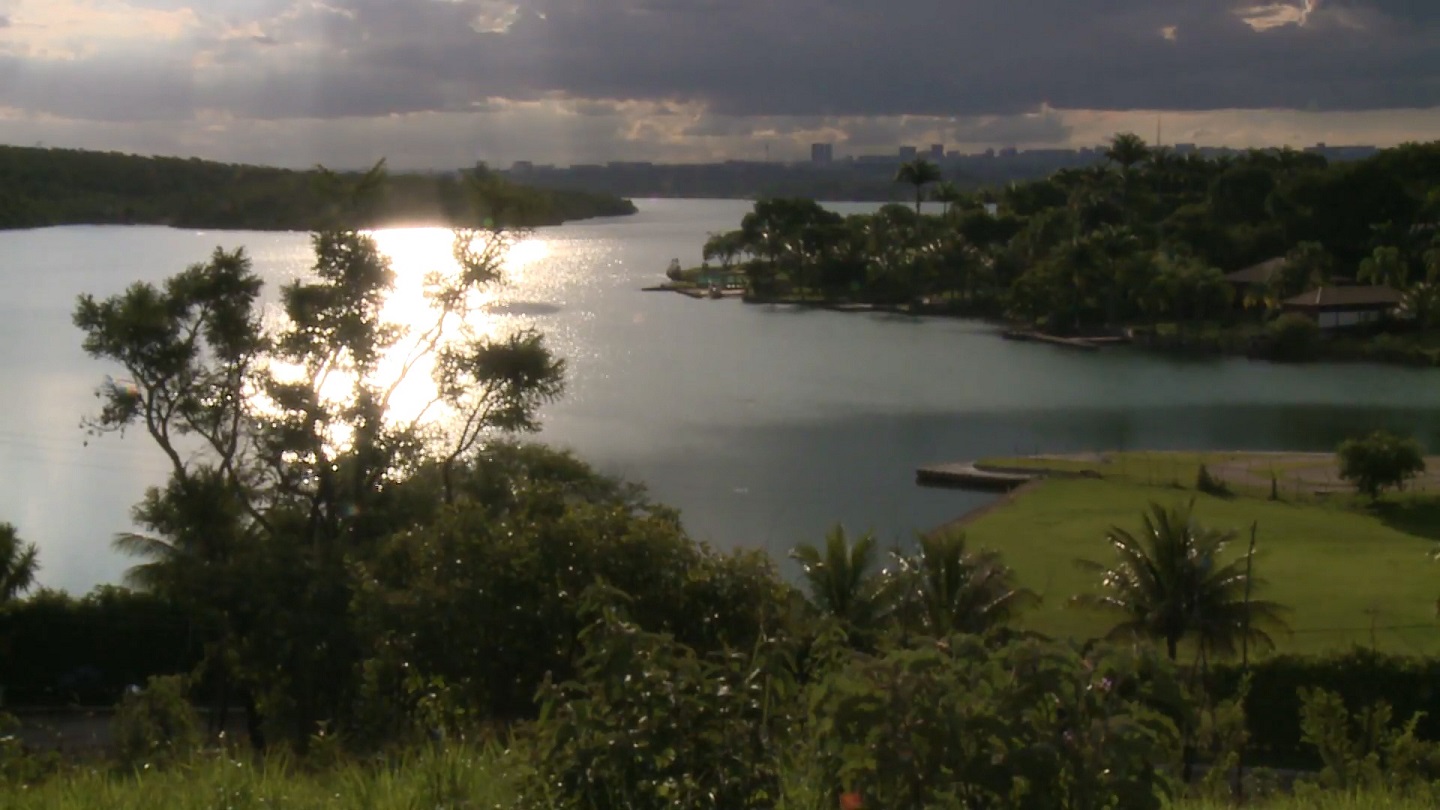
0, 0, 1436, 168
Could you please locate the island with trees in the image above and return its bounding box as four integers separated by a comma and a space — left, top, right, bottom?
0, 145, 637, 231
682, 135, 1440, 365
7, 163, 1440, 808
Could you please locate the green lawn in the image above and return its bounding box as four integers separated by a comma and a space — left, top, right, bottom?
962, 477, 1440, 655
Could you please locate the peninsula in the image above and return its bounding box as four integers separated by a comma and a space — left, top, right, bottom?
0, 145, 637, 232
674, 134, 1440, 366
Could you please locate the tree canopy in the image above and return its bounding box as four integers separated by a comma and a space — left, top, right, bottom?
701, 136, 1440, 344
1337, 430, 1428, 501
72, 165, 572, 745
0, 146, 636, 231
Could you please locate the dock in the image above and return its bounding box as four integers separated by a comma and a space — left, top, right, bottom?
1000, 330, 1104, 352
915, 462, 1037, 492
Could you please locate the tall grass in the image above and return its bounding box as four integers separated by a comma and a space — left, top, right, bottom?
4, 744, 517, 810
6, 745, 1439, 809
1177, 794, 1438, 810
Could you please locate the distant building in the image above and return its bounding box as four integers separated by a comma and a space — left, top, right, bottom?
1281, 286, 1403, 330
999, 147, 1018, 158
929, 144, 944, 162
1304, 143, 1379, 162
810, 143, 834, 165
984, 148, 996, 159
510, 161, 534, 173
1225, 257, 1286, 287
898, 145, 918, 161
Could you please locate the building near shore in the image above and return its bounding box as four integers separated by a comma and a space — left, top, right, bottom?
1280, 285, 1403, 329
1224, 257, 1287, 295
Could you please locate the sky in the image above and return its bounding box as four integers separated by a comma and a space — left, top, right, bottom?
0, 0, 1436, 169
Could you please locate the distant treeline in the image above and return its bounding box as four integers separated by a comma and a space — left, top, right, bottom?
510, 161, 978, 202
0, 145, 637, 231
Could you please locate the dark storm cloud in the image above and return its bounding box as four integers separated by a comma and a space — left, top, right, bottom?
0, 0, 1435, 123
301, 0, 1439, 118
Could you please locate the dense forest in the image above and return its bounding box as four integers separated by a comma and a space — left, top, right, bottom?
0, 145, 636, 231
699, 136, 1440, 361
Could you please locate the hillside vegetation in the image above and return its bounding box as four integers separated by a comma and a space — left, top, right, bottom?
0, 145, 636, 231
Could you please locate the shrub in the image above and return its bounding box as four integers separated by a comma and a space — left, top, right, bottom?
111, 675, 201, 769
1337, 429, 1427, 501
805, 636, 1187, 810
1299, 687, 1440, 792
517, 591, 800, 810
354, 447, 796, 733
0, 586, 198, 707
1266, 313, 1321, 362
1196, 464, 1231, 497
0, 711, 58, 786
1210, 649, 1440, 770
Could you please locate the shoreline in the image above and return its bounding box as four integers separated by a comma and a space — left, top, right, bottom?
646, 285, 1440, 369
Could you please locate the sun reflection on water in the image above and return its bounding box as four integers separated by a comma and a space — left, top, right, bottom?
265, 227, 555, 439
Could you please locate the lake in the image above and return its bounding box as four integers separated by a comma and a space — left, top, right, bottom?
6, 198, 1440, 592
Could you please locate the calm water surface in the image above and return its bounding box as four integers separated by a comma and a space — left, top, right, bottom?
5, 199, 1440, 591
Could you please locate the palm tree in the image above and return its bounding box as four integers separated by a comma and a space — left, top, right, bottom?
1105, 133, 1152, 174
895, 159, 943, 215
1071, 500, 1287, 661
0, 522, 39, 603
931, 181, 964, 218
790, 526, 889, 631
1359, 246, 1411, 290
1284, 242, 1334, 291
890, 530, 1037, 636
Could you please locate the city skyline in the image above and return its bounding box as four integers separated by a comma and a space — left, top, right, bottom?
504, 138, 1381, 174
0, 1, 1435, 169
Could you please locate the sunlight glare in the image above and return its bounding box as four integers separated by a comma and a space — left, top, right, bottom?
260, 228, 552, 451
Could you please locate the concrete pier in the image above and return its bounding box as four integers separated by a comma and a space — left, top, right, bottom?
915, 462, 1037, 492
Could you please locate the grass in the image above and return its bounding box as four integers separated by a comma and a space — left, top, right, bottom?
4, 749, 1436, 810
962, 467, 1440, 655
1175, 796, 1438, 810
976, 451, 1367, 501
2, 745, 518, 809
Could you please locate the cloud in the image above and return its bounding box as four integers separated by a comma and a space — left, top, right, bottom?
0, 0, 1434, 163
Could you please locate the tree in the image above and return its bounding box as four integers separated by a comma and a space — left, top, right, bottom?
1072, 500, 1287, 661
1282, 241, 1334, 292
1337, 430, 1427, 502
1267, 313, 1321, 362
355, 444, 792, 725
72, 163, 566, 746
895, 159, 943, 215
0, 522, 39, 603
931, 181, 964, 217
702, 230, 746, 270
1359, 246, 1412, 290
1106, 133, 1152, 173
889, 530, 1036, 636
790, 526, 889, 637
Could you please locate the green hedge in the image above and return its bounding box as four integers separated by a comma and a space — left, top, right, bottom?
1210, 648, 1440, 769
0, 588, 200, 707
